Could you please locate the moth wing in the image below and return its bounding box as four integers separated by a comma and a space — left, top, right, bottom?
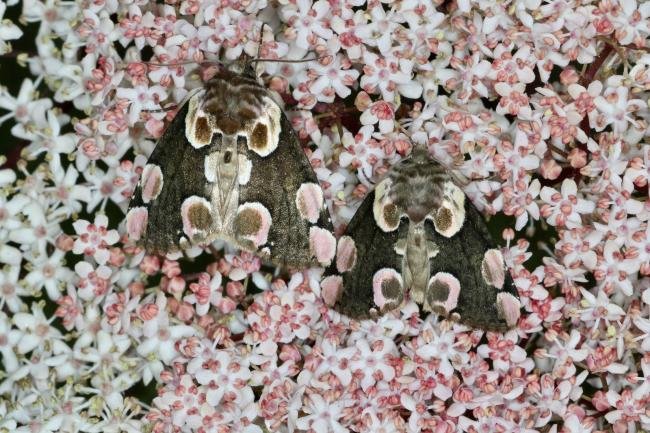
322, 191, 403, 319
239, 109, 333, 268
126, 102, 211, 254
427, 201, 520, 331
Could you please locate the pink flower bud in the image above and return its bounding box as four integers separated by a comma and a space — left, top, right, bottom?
176, 302, 194, 321
559, 67, 579, 85
108, 247, 126, 266
591, 391, 610, 411
226, 281, 245, 300
540, 158, 562, 180
568, 148, 587, 168
56, 234, 75, 251
140, 255, 161, 275
167, 276, 186, 295
279, 344, 301, 362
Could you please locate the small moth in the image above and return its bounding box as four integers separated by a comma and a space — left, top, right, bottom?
126, 59, 335, 268
321, 147, 521, 331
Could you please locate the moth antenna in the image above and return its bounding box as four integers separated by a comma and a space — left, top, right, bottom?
142, 59, 205, 68
141, 87, 203, 114
249, 55, 331, 64
257, 22, 267, 60
142, 104, 178, 114
358, 167, 376, 186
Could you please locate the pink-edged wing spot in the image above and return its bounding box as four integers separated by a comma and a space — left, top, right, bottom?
336, 236, 357, 273
372, 268, 403, 312
296, 183, 324, 224
141, 164, 164, 203
309, 227, 336, 266
126, 207, 148, 241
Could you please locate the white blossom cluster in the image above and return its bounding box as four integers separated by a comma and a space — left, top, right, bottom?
0, 0, 649, 432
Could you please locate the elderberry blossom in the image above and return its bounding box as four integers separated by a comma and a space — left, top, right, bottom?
1, 0, 649, 432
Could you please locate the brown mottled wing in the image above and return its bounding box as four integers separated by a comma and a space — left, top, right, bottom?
127, 102, 212, 254
326, 191, 402, 319
428, 201, 519, 331
239, 111, 332, 268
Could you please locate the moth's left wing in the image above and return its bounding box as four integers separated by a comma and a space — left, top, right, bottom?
426, 201, 521, 331
239, 108, 334, 268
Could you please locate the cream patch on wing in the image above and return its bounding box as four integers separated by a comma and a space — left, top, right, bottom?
432, 181, 465, 238
424, 272, 460, 316
321, 275, 343, 307
238, 154, 252, 185
246, 96, 281, 157
185, 91, 212, 149
496, 292, 521, 327
309, 227, 336, 266
335, 236, 357, 273
373, 179, 400, 232
233, 202, 272, 248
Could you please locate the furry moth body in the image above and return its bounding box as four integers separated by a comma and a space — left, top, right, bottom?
126, 63, 335, 268
322, 147, 521, 331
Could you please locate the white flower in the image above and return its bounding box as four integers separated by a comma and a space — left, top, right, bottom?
307, 55, 360, 101
13, 303, 64, 355
360, 51, 422, 102
281, 0, 333, 50
593, 85, 645, 134
295, 393, 348, 433
72, 214, 120, 265
137, 293, 195, 365
0, 3, 22, 55
540, 179, 595, 229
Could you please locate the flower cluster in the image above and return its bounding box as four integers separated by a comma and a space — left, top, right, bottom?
1, 0, 649, 432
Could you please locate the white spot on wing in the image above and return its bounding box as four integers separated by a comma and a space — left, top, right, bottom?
238, 155, 252, 185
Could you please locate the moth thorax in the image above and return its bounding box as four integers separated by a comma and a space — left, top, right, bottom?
391, 175, 445, 223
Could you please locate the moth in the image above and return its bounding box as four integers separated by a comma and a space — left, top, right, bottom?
126, 59, 335, 268
321, 147, 521, 331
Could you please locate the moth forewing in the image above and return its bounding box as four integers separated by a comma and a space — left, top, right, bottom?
126, 63, 334, 268
323, 147, 522, 331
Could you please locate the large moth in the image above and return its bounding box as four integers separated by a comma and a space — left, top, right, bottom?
321, 147, 521, 331
126, 60, 335, 268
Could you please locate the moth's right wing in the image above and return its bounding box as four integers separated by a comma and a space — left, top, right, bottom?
321, 190, 403, 319
126, 102, 212, 254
